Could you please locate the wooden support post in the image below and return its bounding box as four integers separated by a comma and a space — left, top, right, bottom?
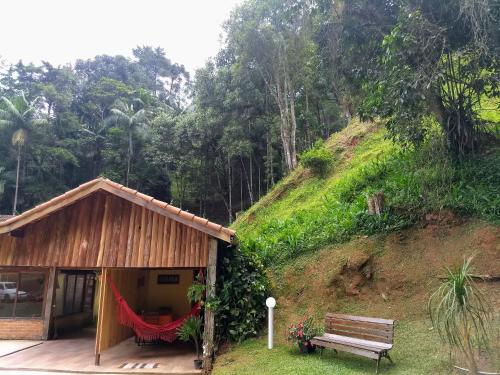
95, 268, 107, 366
202, 239, 218, 373
41, 267, 57, 340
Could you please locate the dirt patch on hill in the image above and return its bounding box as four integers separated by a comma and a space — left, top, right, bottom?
330, 250, 374, 296
272, 219, 499, 333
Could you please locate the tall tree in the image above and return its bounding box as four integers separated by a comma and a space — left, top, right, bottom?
225, 0, 316, 172
133, 46, 190, 108
105, 99, 147, 186
0, 93, 48, 214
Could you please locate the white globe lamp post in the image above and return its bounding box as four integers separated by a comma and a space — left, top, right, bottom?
266, 297, 276, 349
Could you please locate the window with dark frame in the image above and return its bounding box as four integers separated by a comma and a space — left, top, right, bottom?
157, 274, 180, 284
0, 271, 46, 319
61, 271, 96, 316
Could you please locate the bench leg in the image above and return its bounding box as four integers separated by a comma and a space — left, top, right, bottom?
375, 356, 381, 374
385, 353, 394, 365
319, 347, 324, 357
333, 349, 338, 355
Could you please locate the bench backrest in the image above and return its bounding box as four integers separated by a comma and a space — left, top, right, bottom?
325, 313, 394, 344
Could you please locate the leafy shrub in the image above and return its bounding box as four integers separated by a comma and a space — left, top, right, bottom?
300, 141, 334, 177
214, 246, 269, 344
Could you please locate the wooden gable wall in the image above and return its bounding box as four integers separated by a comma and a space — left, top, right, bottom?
0, 191, 210, 268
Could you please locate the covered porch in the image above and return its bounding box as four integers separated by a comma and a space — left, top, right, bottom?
0, 328, 200, 374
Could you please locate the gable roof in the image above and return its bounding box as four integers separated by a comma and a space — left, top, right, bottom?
0, 177, 235, 243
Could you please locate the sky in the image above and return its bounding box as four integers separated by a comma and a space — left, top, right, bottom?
0, 0, 242, 75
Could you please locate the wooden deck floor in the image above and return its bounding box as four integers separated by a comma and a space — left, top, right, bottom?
0, 329, 201, 374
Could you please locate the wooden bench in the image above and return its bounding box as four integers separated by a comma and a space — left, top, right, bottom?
311, 313, 395, 373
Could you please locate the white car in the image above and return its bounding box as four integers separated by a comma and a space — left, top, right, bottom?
0, 281, 28, 302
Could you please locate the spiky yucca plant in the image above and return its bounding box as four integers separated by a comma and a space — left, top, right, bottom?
429, 257, 492, 375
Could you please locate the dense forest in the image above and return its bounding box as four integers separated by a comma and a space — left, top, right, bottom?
0, 0, 498, 224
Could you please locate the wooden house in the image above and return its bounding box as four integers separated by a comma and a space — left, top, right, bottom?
0, 177, 235, 369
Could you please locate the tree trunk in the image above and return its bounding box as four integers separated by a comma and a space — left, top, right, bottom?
441, 52, 476, 155
258, 164, 261, 199
266, 129, 271, 191
228, 155, 233, 224
215, 161, 232, 224
341, 97, 353, 121
288, 87, 298, 169
202, 240, 217, 373
126, 125, 132, 187
240, 167, 243, 212
276, 81, 292, 172
316, 102, 322, 136
249, 152, 253, 202
367, 192, 385, 215
12, 144, 21, 215
272, 63, 297, 173
305, 89, 312, 148
240, 157, 254, 206
462, 317, 478, 375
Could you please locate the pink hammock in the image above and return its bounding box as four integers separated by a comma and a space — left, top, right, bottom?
108, 277, 201, 342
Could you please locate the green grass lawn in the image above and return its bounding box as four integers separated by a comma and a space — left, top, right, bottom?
213, 321, 450, 375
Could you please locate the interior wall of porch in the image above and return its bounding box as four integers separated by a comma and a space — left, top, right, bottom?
145, 269, 194, 318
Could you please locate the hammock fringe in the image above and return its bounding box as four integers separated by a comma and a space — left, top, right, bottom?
108, 276, 201, 342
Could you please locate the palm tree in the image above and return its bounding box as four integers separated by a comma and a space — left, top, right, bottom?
80, 121, 112, 178
0, 93, 48, 215
105, 99, 147, 186
429, 256, 492, 375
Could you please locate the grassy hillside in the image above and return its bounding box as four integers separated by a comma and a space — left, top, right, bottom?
234, 118, 499, 266
214, 118, 500, 375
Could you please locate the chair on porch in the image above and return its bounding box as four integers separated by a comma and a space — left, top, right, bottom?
135, 309, 174, 346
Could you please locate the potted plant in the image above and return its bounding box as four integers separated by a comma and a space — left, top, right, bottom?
287, 316, 321, 353
178, 316, 203, 369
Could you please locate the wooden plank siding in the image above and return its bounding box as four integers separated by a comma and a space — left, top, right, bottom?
0, 191, 210, 268
95, 268, 142, 360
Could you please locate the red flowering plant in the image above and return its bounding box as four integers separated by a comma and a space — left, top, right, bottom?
286, 316, 321, 353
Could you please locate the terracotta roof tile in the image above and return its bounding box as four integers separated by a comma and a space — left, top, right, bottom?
193, 216, 209, 226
